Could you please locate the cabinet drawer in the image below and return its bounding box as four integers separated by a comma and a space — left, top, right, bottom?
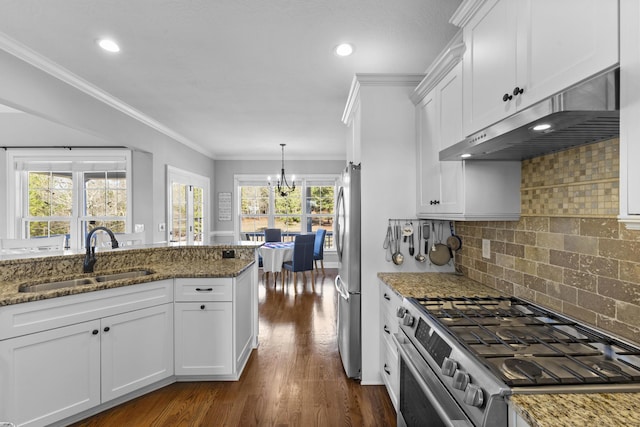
174, 278, 233, 302
381, 309, 399, 339
381, 331, 399, 409
380, 284, 401, 315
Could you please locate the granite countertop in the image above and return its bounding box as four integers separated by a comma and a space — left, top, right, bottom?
509, 393, 640, 427
0, 245, 257, 306
377, 272, 501, 298
378, 272, 640, 427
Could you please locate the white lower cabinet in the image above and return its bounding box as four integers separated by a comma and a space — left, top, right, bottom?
101, 303, 174, 402
0, 320, 101, 427
0, 280, 174, 427
379, 280, 402, 410
174, 301, 232, 375
174, 268, 254, 379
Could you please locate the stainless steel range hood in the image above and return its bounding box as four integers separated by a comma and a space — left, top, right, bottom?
440, 70, 619, 161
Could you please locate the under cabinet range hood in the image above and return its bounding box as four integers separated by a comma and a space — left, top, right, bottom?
440, 70, 619, 161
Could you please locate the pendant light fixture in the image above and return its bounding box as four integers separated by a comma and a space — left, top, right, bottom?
268, 144, 296, 197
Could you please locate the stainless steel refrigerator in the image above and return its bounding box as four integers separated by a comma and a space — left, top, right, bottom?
334, 162, 361, 379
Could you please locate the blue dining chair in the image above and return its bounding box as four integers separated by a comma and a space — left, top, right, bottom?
264, 228, 282, 242
282, 234, 315, 291
313, 228, 327, 276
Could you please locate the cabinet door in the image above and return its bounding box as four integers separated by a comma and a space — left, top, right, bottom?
416, 90, 441, 214
463, 0, 518, 135
0, 320, 101, 427
101, 304, 174, 402
417, 65, 464, 216
436, 62, 465, 214
174, 302, 233, 376
519, 0, 618, 107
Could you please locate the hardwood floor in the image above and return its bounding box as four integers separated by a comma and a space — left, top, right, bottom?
72, 269, 397, 427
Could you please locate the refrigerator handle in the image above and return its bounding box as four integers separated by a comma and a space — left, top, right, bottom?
334, 275, 349, 300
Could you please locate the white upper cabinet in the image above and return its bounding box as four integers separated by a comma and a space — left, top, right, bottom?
414, 38, 521, 220
620, 0, 640, 229
459, 0, 619, 136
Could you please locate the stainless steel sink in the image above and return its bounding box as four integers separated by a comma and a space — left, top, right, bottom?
94, 270, 153, 282
18, 270, 154, 293
19, 278, 97, 293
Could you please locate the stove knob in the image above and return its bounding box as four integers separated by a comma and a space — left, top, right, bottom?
441, 357, 458, 377
396, 307, 407, 318
401, 313, 415, 327
452, 370, 469, 390
463, 384, 484, 408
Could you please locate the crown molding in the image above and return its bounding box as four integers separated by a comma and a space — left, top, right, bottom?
450, 0, 487, 28
0, 31, 214, 158
411, 32, 465, 104
342, 73, 425, 124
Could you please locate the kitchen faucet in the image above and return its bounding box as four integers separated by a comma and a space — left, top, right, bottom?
83, 226, 119, 273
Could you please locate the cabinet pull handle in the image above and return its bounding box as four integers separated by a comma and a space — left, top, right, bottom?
196, 287, 213, 292
103, 326, 110, 332
383, 325, 390, 334
383, 293, 391, 301
430, 200, 440, 205
200, 305, 206, 310
384, 364, 391, 375
92, 329, 99, 335
513, 86, 524, 96
502, 93, 513, 102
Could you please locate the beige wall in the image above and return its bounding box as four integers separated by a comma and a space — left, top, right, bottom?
455, 138, 640, 345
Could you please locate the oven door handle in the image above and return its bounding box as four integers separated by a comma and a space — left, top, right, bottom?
393, 332, 474, 427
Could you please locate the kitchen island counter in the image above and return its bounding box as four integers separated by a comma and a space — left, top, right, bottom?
0, 244, 259, 306
378, 272, 640, 427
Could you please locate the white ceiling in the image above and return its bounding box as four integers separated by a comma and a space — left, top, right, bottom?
0, 0, 461, 160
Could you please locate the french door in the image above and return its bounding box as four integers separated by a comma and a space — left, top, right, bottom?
167, 166, 209, 245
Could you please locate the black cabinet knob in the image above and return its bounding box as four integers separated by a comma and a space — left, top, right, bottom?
200, 304, 206, 310
383, 293, 391, 301
513, 86, 524, 96
384, 364, 391, 375
430, 200, 440, 205
103, 326, 110, 332
503, 93, 513, 102
92, 329, 99, 335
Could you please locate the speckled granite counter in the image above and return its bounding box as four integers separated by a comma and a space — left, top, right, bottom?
509, 393, 640, 427
378, 272, 640, 427
0, 244, 259, 306
377, 272, 501, 298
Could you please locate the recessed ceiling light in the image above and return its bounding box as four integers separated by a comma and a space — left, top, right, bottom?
335, 43, 354, 57
97, 38, 120, 53
461, 153, 472, 158
533, 123, 551, 131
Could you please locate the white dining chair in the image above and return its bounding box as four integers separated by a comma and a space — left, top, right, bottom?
0, 235, 66, 252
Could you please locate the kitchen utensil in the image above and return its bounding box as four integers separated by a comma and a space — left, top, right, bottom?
422, 222, 430, 254
408, 221, 415, 256
383, 222, 392, 262
429, 222, 452, 266
415, 221, 426, 263
392, 221, 404, 265
446, 221, 462, 252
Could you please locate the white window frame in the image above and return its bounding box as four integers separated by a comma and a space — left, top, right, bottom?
235, 174, 338, 246
166, 165, 210, 245
5, 148, 132, 250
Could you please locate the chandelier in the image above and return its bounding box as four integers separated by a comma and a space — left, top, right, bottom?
268, 143, 296, 197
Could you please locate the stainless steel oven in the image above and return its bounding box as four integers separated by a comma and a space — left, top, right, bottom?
394, 331, 473, 426
393, 295, 640, 427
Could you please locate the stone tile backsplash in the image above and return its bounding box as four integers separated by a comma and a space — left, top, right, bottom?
455, 139, 640, 345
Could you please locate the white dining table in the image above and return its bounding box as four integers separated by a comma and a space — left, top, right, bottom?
258, 241, 294, 285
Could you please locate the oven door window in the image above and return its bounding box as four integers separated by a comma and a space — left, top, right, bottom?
398, 357, 473, 427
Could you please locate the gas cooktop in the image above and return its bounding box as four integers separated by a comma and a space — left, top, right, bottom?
413, 296, 640, 388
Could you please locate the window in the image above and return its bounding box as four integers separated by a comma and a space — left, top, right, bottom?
7, 149, 131, 249
237, 175, 337, 248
